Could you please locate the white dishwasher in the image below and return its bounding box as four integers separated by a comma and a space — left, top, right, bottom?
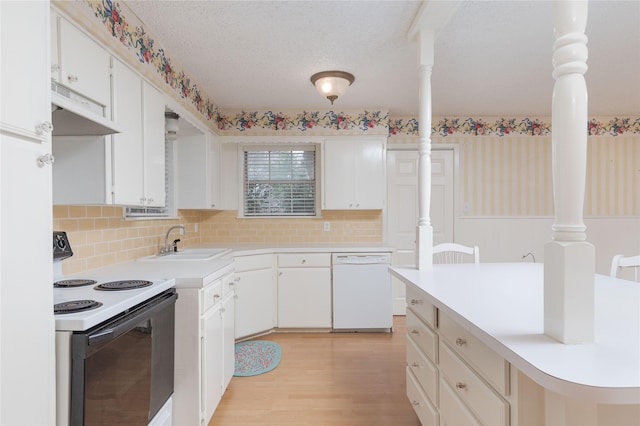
332, 253, 393, 332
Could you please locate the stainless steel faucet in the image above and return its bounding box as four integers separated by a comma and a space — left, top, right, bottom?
160, 225, 186, 255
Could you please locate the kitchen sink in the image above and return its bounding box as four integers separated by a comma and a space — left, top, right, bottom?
137, 248, 231, 262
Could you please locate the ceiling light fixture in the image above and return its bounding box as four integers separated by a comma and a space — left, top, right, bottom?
310, 70, 355, 105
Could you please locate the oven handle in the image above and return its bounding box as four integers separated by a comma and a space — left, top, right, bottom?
87, 290, 177, 347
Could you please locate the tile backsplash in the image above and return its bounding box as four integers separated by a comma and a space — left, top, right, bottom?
53, 206, 382, 275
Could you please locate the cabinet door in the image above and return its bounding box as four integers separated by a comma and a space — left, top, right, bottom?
202, 304, 223, 423
234, 268, 275, 339
354, 139, 385, 208
277, 268, 331, 328
142, 82, 166, 207
58, 17, 111, 106
208, 132, 221, 209
111, 59, 144, 205
222, 292, 235, 388
323, 140, 354, 209
1, 137, 54, 424
1, 1, 51, 139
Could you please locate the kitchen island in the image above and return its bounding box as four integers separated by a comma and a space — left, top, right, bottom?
391, 263, 640, 425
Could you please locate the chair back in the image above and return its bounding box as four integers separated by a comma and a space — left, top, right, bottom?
433, 243, 480, 265
610, 254, 640, 282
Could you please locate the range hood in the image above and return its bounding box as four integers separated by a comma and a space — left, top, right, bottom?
51, 82, 122, 136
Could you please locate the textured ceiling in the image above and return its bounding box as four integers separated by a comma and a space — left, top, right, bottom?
126, 0, 640, 117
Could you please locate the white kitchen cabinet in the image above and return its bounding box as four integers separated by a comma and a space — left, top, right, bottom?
52, 58, 167, 206
141, 81, 167, 206
176, 129, 221, 209
173, 267, 234, 426
1, 3, 52, 139
277, 253, 332, 328
323, 137, 385, 210
51, 13, 111, 108
0, 2, 55, 424
111, 59, 166, 207
233, 254, 276, 339
406, 285, 510, 426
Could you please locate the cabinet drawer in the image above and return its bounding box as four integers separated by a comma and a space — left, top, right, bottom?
406, 368, 439, 426
439, 342, 509, 426
438, 312, 509, 394
406, 309, 437, 362
406, 285, 436, 328
439, 376, 480, 426
407, 337, 438, 405
278, 253, 330, 268
233, 254, 273, 272
202, 280, 223, 313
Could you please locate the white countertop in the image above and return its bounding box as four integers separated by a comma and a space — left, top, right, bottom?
67, 244, 392, 289
73, 258, 234, 288
390, 263, 640, 404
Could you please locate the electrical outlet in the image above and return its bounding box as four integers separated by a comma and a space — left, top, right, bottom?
194, 223, 199, 232
323, 222, 330, 232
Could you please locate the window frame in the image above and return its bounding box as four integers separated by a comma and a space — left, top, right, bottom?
240, 143, 321, 218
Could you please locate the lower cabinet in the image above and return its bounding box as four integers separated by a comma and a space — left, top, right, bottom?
233, 254, 276, 339
406, 284, 510, 426
174, 267, 234, 426
276, 253, 332, 328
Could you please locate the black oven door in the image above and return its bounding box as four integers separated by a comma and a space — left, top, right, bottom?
70, 289, 176, 426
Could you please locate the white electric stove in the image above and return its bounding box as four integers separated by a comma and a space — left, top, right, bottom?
53, 231, 176, 426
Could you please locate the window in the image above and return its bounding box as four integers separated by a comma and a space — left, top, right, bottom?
243, 145, 318, 217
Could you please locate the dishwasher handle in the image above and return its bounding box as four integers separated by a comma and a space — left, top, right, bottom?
333, 254, 390, 265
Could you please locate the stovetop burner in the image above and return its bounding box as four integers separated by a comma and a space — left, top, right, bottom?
95, 280, 154, 291
54, 279, 98, 288
54, 300, 103, 314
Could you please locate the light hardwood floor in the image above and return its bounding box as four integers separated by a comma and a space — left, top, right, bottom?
209, 316, 420, 426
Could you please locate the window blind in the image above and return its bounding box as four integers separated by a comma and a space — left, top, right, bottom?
243, 146, 317, 216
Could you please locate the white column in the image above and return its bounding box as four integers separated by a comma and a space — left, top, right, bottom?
416, 30, 434, 270
544, 0, 595, 344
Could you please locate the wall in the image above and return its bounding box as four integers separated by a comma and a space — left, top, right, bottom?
51, 1, 639, 277
53, 206, 381, 275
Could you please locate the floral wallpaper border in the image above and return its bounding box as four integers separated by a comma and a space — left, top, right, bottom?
88, 0, 219, 121
390, 116, 640, 138
216, 110, 389, 133
84, 1, 639, 139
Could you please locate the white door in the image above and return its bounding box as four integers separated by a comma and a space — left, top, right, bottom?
387, 148, 454, 314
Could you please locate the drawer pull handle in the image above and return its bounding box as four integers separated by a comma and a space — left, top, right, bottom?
410, 329, 419, 335
410, 299, 423, 306
301, 259, 306, 264
455, 382, 467, 390
455, 338, 467, 346
213, 294, 220, 299
411, 362, 419, 368
411, 400, 420, 406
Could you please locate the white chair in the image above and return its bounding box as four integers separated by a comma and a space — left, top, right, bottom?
610, 254, 640, 281
433, 243, 480, 265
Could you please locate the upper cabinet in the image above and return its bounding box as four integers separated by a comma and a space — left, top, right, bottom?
176, 123, 221, 209
323, 137, 386, 210
51, 13, 111, 108
111, 58, 166, 207
1, 2, 52, 139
